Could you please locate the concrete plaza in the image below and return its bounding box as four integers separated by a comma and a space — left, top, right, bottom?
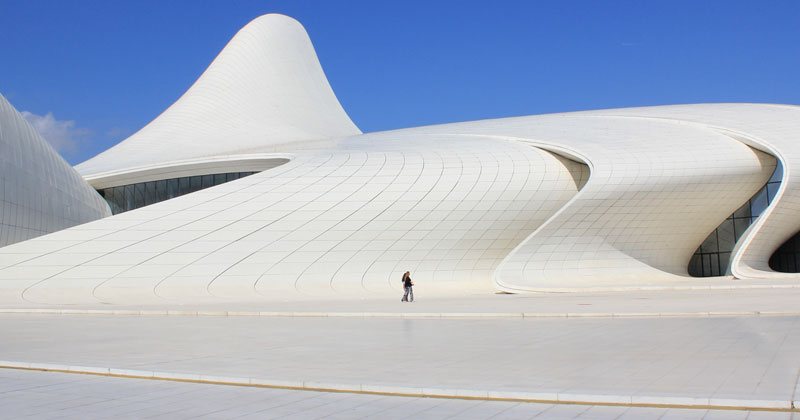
2, 288, 800, 418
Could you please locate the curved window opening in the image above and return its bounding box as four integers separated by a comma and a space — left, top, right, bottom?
97, 171, 258, 215
769, 232, 800, 272
689, 162, 782, 277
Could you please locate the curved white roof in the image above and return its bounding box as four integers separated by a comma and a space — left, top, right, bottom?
76, 14, 360, 178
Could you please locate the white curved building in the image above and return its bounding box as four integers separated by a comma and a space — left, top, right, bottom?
0, 93, 110, 249
0, 14, 798, 304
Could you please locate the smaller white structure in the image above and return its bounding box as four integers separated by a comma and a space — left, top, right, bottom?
0, 93, 110, 248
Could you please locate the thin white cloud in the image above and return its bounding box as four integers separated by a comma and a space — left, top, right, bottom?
105, 127, 128, 138
20, 111, 90, 156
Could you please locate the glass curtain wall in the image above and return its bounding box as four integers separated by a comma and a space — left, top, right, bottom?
688, 163, 782, 277
98, 171, 257, 215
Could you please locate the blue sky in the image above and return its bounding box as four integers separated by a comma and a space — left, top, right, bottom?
1, 0, 798, 165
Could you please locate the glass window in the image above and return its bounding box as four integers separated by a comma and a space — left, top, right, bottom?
770, 231, 800, 273
168, 179, 179, 199
702, 254, 713, 277
733, 217, 751, 241
124, 185, 134, 212
716, 219, 736, 253
693, 160, 784, 277
766, 183, 780, 203
733, 201, 751, 219
179, 177, 191, 195
769, 162, 783, 183
144, 181, 156, 206
135, 183, 145, 208
709, 253, 720, 276
156, 180, 168, 202
750, 188, 769, 218
688, 254, 703, 277
96, 170, 263, 215
113, 186, 124, 214
191, 176, 202, 192
700, 231, 718, 254
718, 252, 731, 275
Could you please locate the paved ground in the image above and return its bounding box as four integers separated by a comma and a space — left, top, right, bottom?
5, 287, 800, 317
0, 369, 796, 420
3, 289, 800, 418
2, 313, 800, 409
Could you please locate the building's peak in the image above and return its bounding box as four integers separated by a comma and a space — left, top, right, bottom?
77, 14, 360, 178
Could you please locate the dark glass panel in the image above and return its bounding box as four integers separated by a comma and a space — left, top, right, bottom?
179, 177, 191, 195
709, 254, 720, 276
124, 185, 134, 212
95, 170, 263, 215
190, 176, 202, 192
766, 183, 779, 203
700, 231, 718, 254
716, 219, 736, 253
144, 181, 156, 206
733, 201, 751, 219
769, 162, 783, 183
750, 188, 769, 218
702, 254, 712, 277
770, 230, 800, 272
113, 187, 124, 214
168, 179, 179, 199
733, 217, 751, 241
156, 180, 168, 202
718, 252, 731, 275
688, 254, 703, 277
135, 183, 145, 208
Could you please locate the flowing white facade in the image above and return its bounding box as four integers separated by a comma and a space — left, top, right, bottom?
0, 94, 110, 249
0, 14, 798, 305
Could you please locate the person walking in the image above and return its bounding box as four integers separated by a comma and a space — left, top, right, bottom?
401, 271, 414, 302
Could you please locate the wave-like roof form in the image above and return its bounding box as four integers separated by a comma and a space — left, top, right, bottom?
0, 94, 110, 248
582, 104, 800, 281
76, 14, 361, 178
0, 14, 798, 304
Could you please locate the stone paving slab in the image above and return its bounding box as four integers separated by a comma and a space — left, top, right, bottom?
5, 368, 796, 420
4, 287, 800, 318
1, 313, 800, 411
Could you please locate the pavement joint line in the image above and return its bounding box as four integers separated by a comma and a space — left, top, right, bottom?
0, 362, 797, 412
0, 308, 797, 318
